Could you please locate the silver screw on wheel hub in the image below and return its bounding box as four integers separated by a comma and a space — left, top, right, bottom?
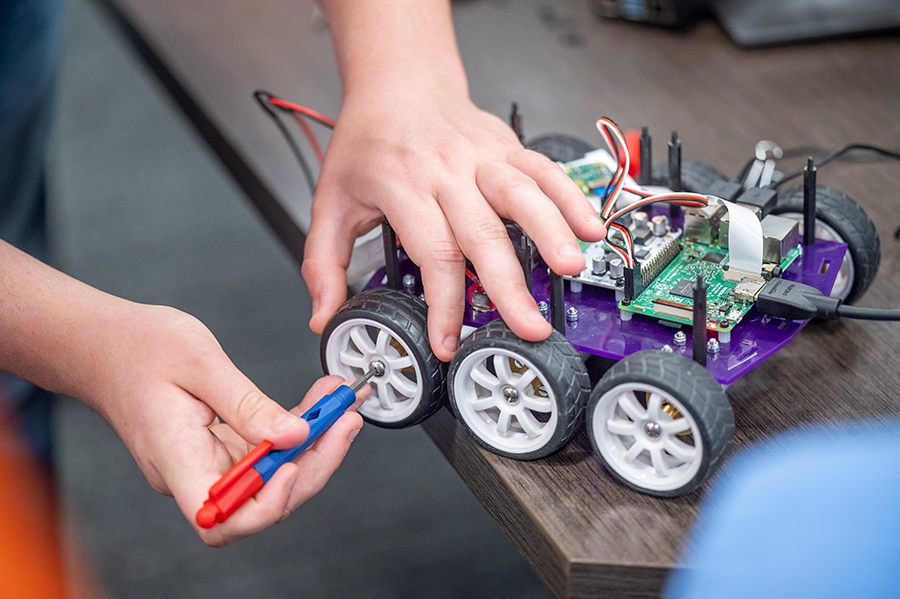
501, 386, 520, 405
369, 360, 386, 377
643, 421, 662, 439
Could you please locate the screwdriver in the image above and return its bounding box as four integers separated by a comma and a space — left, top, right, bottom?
196, 368, 377, 529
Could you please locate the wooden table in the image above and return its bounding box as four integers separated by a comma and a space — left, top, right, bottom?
95, 0, 900, 595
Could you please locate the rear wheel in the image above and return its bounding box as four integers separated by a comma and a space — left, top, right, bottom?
771, 185, 880, 304
526, 134, 594, 163
651, 160, 729, 193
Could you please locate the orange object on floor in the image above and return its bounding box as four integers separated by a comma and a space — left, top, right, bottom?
0, 396, 103, 598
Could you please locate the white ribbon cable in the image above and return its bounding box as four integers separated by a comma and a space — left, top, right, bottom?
722, 199, 763, 275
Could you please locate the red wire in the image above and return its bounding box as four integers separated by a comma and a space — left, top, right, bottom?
267, 97, 337, 128
291, 114, 325, 165
606, 193, 707, 224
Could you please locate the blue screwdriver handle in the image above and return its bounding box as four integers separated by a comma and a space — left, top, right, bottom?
253, 385, 358, 482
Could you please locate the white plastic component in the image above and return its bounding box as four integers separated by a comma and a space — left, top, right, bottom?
620, 309, 633, 321
460, 325, 477, 342
346, 226, 385, 292
719, 330, 731, 345
570, 280, 583, 293
590, 383, 704, 493
451, 348, 559, 455
615, 289, 625, 302
325, 318, 423, 423
721, 199, 763, 275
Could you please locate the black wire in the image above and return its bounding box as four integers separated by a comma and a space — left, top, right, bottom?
768, 144, 900, 189
733, 156, 756, 184
779, 145, 900, 163
836, 305, 900, 321
253, 90, 317, 197
606, 225, 634, 264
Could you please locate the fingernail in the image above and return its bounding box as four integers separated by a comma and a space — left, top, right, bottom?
586, 214, 604, 227
558, 244, 581, 257
443, 336, 459, 353
526, 309, 545, 323
349, 428, 361, 442
285, 474, 297, 494
271, 413, 299, 433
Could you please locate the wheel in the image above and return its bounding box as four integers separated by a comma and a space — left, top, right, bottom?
587, 351, 734, 497
448, 320, 590, 460
526, 134, 594, 163
651, 160, 729, 193
770, 185, 880, 304
321, 288, 446, 428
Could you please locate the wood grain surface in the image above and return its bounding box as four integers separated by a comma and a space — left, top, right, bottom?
97, 0, 900, 595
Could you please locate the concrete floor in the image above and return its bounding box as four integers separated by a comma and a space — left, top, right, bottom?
49, 0, 551, 596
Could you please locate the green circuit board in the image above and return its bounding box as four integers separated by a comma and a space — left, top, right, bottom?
620, 242, 801, 331
563, 161, 614, 197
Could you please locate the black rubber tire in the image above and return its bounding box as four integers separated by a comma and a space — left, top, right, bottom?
651, 160, 729, 193
448, 320, 590, 460
526, 134, 595, 164
586, 351, 734, 497
321, 288, 446, 429
770, 185, 880, 305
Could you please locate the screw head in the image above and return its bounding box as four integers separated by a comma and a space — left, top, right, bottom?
674, 331, 687, 346
644, 421, 662, 439
566, 306, 579, 321
501, 386, 519, 404
707, 338, 720, 354
537, 301, 549, 315
369, 360, 386, 377
402, 273, 416, 288
661, 344, 674, 353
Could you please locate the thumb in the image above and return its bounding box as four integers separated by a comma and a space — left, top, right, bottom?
218, 388, 310, 450
190, 353, 310, 450
302, 197, 359, 334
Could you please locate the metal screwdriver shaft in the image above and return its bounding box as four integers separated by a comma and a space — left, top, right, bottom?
350, 367, 378, 394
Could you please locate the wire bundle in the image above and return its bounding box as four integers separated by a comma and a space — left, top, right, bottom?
593, 117, 709, 267
253, 91, 335, 195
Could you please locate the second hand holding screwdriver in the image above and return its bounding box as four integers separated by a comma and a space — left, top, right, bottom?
196, 368, 377, 529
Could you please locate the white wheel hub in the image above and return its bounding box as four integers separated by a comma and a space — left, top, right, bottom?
591, 383, 703, 492
325, 318, 422, 423
452, 348, 558, 455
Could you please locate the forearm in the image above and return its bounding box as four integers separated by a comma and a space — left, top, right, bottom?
319, 0, 469, 102
0, 240, 125, 403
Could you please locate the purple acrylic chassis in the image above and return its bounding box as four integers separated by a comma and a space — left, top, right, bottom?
364, 226, 846, 387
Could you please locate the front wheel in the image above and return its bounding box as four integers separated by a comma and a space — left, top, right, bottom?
587, 351, 734, 497
448, 321, 590, 460
321, 288, 446, 428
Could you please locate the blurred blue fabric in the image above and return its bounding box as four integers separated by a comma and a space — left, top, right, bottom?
664, 420, 900, 598
0, 0, 64, 465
